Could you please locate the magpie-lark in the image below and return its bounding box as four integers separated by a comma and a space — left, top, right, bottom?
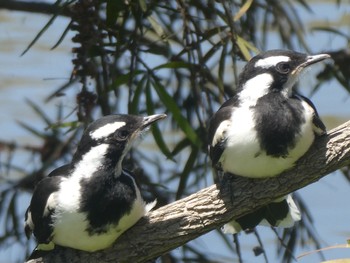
208, 50, 330, 233
25, 113, 166, 252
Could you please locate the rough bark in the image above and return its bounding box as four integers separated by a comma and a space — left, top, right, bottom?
26, 120, 350, 263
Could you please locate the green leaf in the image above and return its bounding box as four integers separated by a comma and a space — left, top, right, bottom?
171, 137, 191, 156
176, 146, 198, 199
21, 0, 63, 56
51, 19, 73, 50
235, 35, 258, 61
233, 0, 254, 21
311, 27, 350, 40
151, 79, 201, 147
202, 40, 225, 64
45, 77, 79, 102
153, 61, 191, 71
112, 70, 145, 89
218, 42, 228, 93
147, 14, 168, 40
47, 121, 80, 131
17, 121, 46, 138
201, 26, 228, 40
129, 75, 146, 114
145, 80, 174, 160
25, 99, 52, 127
106, 0, 124, 27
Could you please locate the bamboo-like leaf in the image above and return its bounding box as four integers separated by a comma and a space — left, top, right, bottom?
235, 35, 258, 61
47, 121, 80, 131
17, 121, 45, 138
145, 80, 174, 160
201, 26, 228, 40
45, 78, 79, 102
218, 42, 228, 93
171, 137, 191, 156
153, 61, 191, 71
202, 40, 225, 64
311, 27, 350, 40
25, 99, 52, 126
151, 79, 200, 147
175, 146, 198, 199
138, 0, 147, 12
233, 0, 254, 21
8, 192, 19, 237
112, 70, 144, 89
51, 19, 73, 50
147, 14, 168, 40
129, 75, 146, 114
106, 0, 124, 27
21, 0, 63, 56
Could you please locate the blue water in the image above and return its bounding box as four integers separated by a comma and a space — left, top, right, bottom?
0, 1, 350, 262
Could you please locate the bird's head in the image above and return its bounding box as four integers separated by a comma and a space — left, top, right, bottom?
237, 50, 331, 103
72, 113, 167, 176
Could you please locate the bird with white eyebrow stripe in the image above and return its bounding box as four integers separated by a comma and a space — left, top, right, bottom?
208, 50, 331, 234
24, 113, 166, 255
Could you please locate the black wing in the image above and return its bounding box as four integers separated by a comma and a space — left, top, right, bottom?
25, 176, 62, 244
48, 164, 72, 177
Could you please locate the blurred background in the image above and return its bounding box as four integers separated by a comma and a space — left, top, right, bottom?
0, 0, 350, 262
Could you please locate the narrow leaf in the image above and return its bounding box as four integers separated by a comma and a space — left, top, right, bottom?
145, 80, 174, 160
51, 19, 73, 50
176, 147, 198, 199
129, 75, 146, 114
26, 99, 52, 126
151, 80, 200, 147
21, 0, 63, 56
153, 61, 191, 71
233, 0, 254, 21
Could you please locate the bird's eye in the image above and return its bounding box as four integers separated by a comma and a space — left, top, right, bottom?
115, 130, 129, 141
276, 62, 291, 74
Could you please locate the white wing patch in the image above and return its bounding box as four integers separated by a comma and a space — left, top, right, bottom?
90, 122, 126, 139
43, 193, 57, 217
255, 56, 290, 69
212, 120, 231, 147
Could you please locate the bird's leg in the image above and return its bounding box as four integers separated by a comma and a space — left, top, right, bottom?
218, 171, 240, 205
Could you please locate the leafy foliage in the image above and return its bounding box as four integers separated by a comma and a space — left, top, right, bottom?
0, 0, 349, 262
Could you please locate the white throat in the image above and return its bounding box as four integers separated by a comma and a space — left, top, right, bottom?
239, 73, 273, 106
73, 144, 109, 178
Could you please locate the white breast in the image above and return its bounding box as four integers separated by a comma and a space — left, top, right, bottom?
219, 102, 315, 178
51, 174, 153, 252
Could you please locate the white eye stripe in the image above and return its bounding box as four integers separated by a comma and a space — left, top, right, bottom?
90, 122, 126, 139
255, 56, 290, 69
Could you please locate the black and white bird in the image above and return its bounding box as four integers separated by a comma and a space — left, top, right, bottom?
208, 50, 330, 233
25, 113, 166, 252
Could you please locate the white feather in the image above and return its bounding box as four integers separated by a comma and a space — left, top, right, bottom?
90, 122, 126, 139
222, 195, 301, 234
51, 170, 151, 251
254, 56, 290, 69
239, 73, 273, 105
218, 96, 315, 178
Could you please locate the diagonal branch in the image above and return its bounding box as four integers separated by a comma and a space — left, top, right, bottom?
0, 0, 72, 17
26, 120, 350, 263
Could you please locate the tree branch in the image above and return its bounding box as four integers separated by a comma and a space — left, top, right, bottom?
0, 0, 71, 17
26, 120, 350, 263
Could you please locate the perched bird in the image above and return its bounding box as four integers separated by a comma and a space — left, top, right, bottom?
25, 113, 166, 252
208, 50, 330, 233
